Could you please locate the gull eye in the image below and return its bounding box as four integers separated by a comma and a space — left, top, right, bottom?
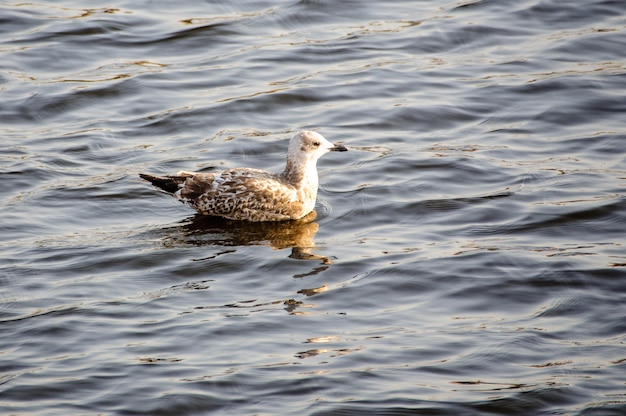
312, 141, 320, 147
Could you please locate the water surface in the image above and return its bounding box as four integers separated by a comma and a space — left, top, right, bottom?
1, 0, 625, 415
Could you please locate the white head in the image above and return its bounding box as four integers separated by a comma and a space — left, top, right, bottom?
288, 131, 347, 165
282, 131, 347, 185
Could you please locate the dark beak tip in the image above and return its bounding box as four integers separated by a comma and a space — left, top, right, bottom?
332, 145, 348, 152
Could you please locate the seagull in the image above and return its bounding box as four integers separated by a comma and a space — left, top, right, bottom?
139, 131, 348, 221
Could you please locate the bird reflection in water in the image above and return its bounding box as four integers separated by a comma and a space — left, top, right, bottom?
164, 210, 332, 266
158, 210, 332, 315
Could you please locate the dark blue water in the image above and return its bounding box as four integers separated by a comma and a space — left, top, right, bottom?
1, 1, 625, 415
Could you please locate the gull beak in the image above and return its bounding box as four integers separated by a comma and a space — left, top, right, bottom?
330, 144, 348, 152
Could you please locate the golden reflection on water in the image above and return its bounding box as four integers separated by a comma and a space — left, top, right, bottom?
163, 210, 331, 265
154, 210, 333, 316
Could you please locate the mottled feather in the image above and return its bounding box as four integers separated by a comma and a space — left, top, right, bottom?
140, 131, 347, 221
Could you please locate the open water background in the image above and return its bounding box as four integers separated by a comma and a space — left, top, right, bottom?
1, 0, 625, 415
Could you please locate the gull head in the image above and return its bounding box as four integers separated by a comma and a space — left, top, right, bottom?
282, 130, 347, 188
288, 131, 347, 165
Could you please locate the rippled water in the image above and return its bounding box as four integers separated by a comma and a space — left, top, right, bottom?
2, 0, 625, 415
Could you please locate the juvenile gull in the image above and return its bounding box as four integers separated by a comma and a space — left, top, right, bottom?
139, 131, 347, 221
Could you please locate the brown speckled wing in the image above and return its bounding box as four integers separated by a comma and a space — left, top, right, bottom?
179, 169, 307, 221
177, 172, 217, 202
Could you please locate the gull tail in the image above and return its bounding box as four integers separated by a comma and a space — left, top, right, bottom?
139, 173, 185, 194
